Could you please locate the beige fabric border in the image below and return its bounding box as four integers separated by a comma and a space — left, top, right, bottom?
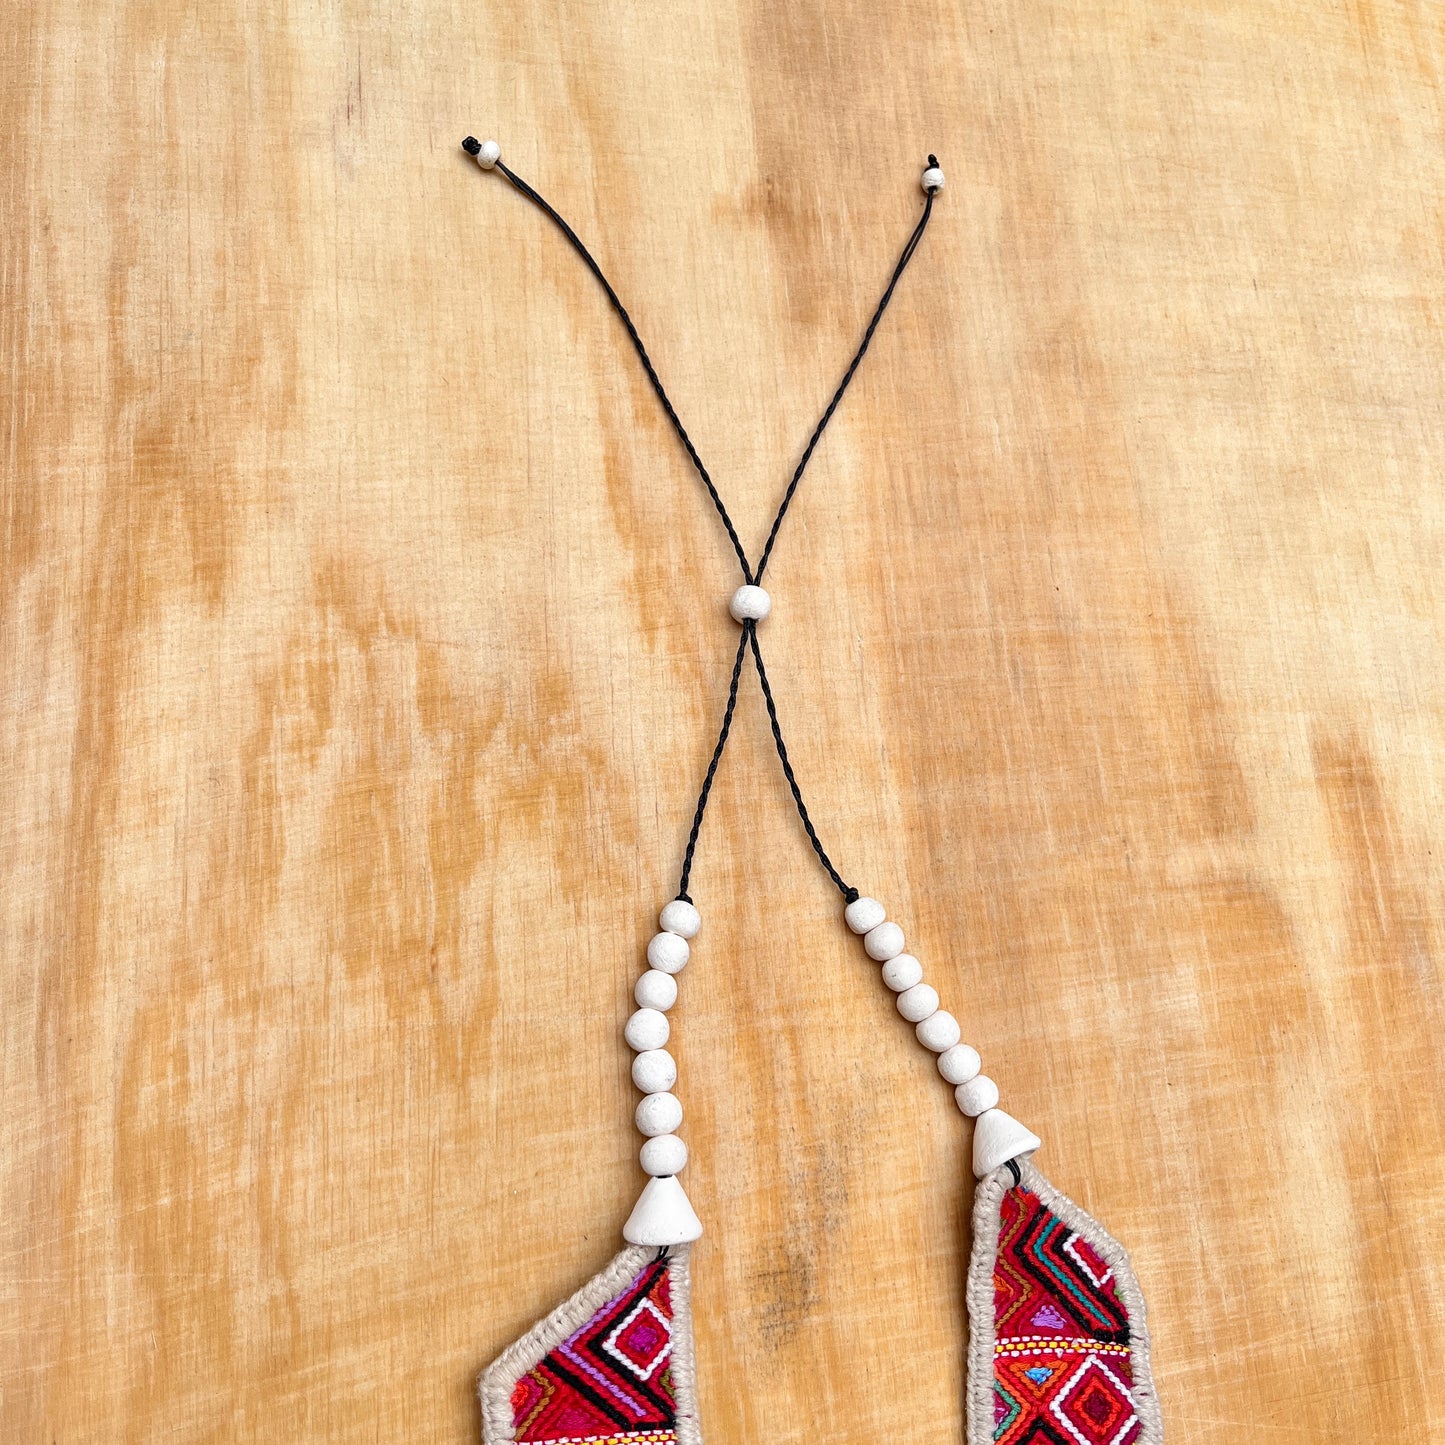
966, 1160, 1163, 1444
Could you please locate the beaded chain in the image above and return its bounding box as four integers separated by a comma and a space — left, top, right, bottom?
463, 138, 1039, 1246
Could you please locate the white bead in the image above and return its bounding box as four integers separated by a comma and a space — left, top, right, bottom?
635, 1091, 684, 1137
864, 921, 905, 961
632, 1048, 677, 1093
937, 1043, 982, 1085
634, 969, 678, 1011
623, 1175, 703, 1245
646, 931, 690, 974
845, 896, 886, 934
880, 953, 923, 991
896, 982, 939, 1023
955, 1074, 1000, 1117
973, 1108, 1041, 1178
639, 1133, 688, 1176
476, 139, 501, 170
729, 584, 772, 622
625, 1008, 670, 1052
658, 900, 700, 938
921, 165, 944, 192
916, 1009, 961, 1052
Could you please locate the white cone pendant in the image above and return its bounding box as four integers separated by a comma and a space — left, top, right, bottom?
972, 1107, 1042, 1178
624, 1175, 704, 1247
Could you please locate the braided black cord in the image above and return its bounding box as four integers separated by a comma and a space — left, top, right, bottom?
747, 627, 855, 900
753, 174, 937, 585
464, 140, 938, 903
676, 626, 751, 902
488, 155, 753, 580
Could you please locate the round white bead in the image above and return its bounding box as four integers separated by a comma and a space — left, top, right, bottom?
634, 969, 678, 1011
880, 953, 923, 992
937, 1043, 982, 1085
646, 931, 690, 974
658, 900, 700, 939
896, 982, 939, 1023
956, 1074, 1000, 1117
635, 1092, 684, 1137
729, 584, 772, 622
477, 139, 501, 170
916, 1009, 961, 1052
844, 896, 886, 934
632, 1048, 677, 1093
625, 1008, 670, 1052
640, 1133, 688, 1176
922, 165, 944, 192
864, 921, 905, 961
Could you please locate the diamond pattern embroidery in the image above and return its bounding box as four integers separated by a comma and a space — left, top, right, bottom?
991, 1185, 1141, 1445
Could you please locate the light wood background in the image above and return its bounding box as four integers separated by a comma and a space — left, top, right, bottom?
5, 1, 1445, 1440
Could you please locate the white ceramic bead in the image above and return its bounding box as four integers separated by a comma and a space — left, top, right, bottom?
844, 896, 886, 934
625, 1008, 670, 1052
922, 165, 944, 192
972, 1108, 1042, 1178
632, 1048, 677, 1093
659, 900, 700, 939
635, 1092, 684, 1137
476, 139, 501, 170
937, 1043, 982, 1085
640, 1133, 688, 1176
916, 1009, 961, 1052
634, 969, 678, 1011
864, 921, 906, 961
623, 1175, 703, 1245
729, 584, 772, 622
880, 953, 923, 992
647, 931, 690, 974
896, 982, 939, 1023
955, 1074, 1000, 1117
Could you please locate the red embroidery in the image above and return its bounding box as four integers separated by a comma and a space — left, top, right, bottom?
992, 1186, 1139, 1444
511, 1257, 678, 1444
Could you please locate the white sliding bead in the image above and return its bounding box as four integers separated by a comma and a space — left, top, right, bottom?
635, 1092, 684, 1137
640, 1133, 688, 1176
647, 931, 690, 974
634, 969, 678, 1011
955, 1074, 1000, 1117
625, 1008, 670, 1052
916, 1009, 961, 1052
729, 584, 772, 622
844, 896, 886, 934
864, 921, 905, 961
632, 1048, 677, 1093
880, 953, 923, 992
475, 138, 502, 170
937, 1043, 982, 1085
922, 164, 944, 192
896, 982, 939, 1023
659, 900, 701, 939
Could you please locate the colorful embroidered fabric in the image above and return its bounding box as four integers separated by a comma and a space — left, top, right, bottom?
991, 1183, 1139, 1445
509, 1255, 679, 1444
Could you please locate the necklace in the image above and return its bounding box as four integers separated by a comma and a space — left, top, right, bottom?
462, 135, 1164, 1445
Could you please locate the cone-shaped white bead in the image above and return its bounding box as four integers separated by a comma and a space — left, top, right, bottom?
623, 1174, 704, 1245
972, 1108, 1042, 1178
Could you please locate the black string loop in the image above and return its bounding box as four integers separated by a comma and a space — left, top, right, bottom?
464, 140, 939, 904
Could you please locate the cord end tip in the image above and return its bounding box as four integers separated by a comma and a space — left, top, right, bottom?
462, 136, 481, 155
463, 136, 502, 169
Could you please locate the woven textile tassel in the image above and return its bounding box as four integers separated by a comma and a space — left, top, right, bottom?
480, 1245, 703, 1445
968, 1160, 1163, 1445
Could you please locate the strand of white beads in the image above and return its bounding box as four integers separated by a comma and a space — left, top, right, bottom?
622, 899, 705, 1246
844, 895, 1042, 1178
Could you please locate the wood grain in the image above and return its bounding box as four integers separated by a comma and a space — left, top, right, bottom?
5, 2, 1444, 1439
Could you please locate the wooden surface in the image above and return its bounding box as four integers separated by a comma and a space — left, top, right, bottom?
5, 2, 1445, 1440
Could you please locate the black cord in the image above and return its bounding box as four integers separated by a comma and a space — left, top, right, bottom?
464, 139, 938, 905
